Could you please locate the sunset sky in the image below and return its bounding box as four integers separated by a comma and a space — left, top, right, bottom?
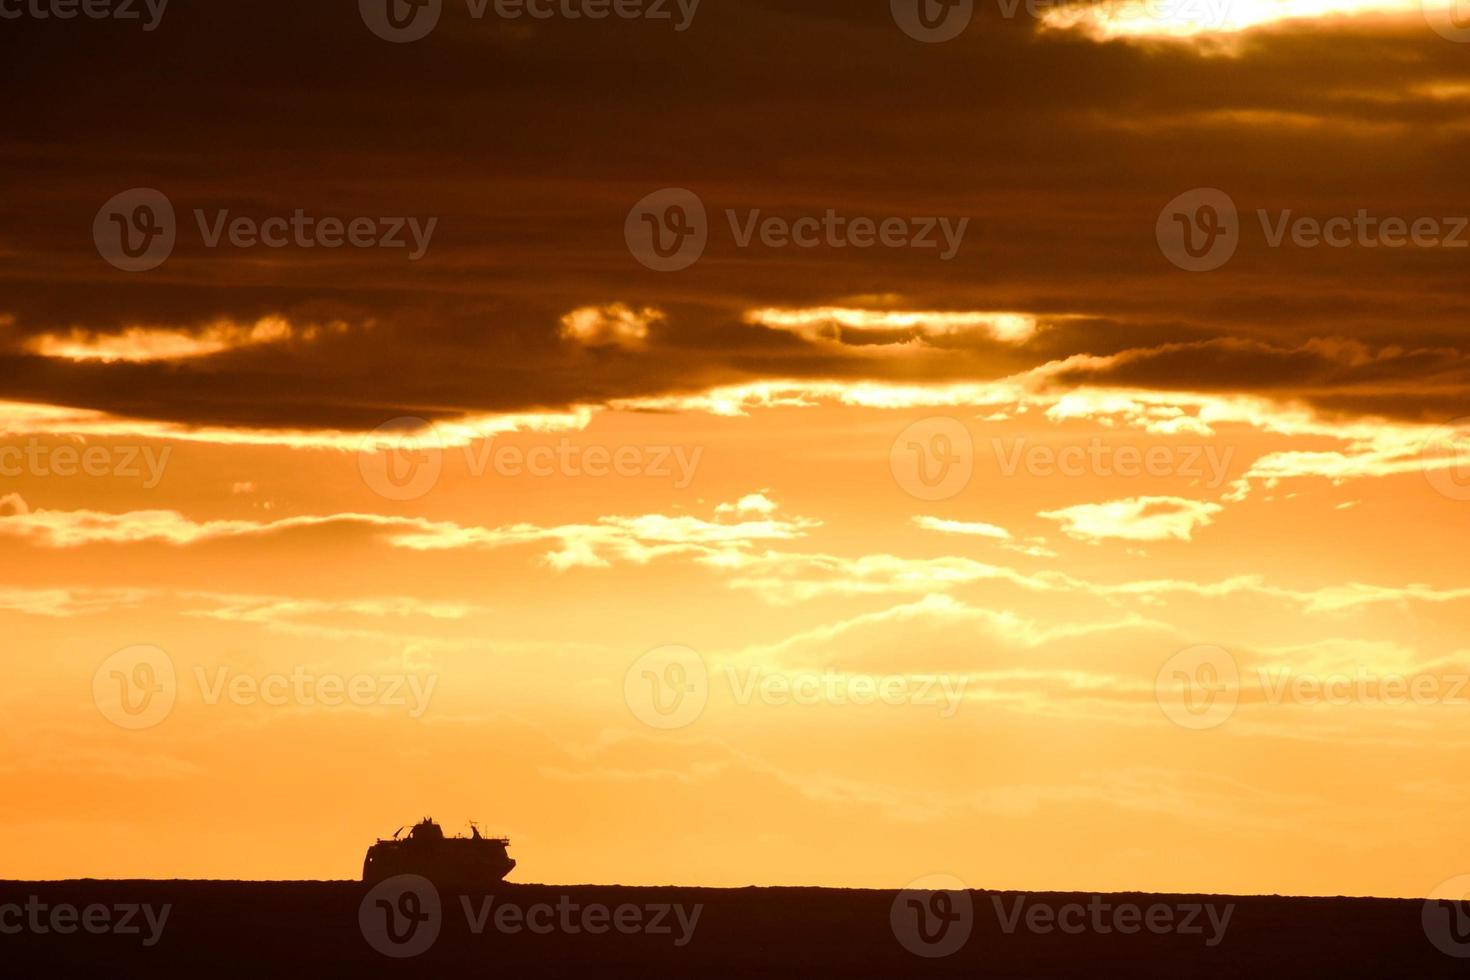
3, 0, 1470, 899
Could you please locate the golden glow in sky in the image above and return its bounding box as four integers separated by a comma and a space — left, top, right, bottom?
1041, 0, 1443, 40
4, 372, 1468, 896
6, 0, 1470, 906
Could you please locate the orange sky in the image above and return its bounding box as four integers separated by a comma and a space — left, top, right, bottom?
2, 388, 1468, 896
3, 0, 1470, 898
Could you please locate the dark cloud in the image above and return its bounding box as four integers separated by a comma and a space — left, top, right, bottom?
2, 0, 1467, 427
1051, 337, 1470, 421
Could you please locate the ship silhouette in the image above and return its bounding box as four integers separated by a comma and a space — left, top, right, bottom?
362, 817, 515, 887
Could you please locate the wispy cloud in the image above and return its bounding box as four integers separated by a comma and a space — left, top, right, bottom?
746, 307, 1043, 346
24, 316, 333, 363
1039, 496, 1224, 543
913, 516, 1013, 540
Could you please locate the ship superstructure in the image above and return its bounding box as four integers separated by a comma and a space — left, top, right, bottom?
362, 818, 515, 886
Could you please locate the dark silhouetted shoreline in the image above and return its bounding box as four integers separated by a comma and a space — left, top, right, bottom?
1, 880, 1461, 977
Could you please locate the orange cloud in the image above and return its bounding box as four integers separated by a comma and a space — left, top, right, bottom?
746, 307, 1042, 346
559, 304, 664, 348
24, 316, 318, 363
1041, 0, 1431, 43
1039, 496, 1225, 543
912, 516, 1014, 540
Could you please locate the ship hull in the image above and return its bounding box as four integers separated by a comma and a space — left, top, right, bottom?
362, 838, 516, 887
